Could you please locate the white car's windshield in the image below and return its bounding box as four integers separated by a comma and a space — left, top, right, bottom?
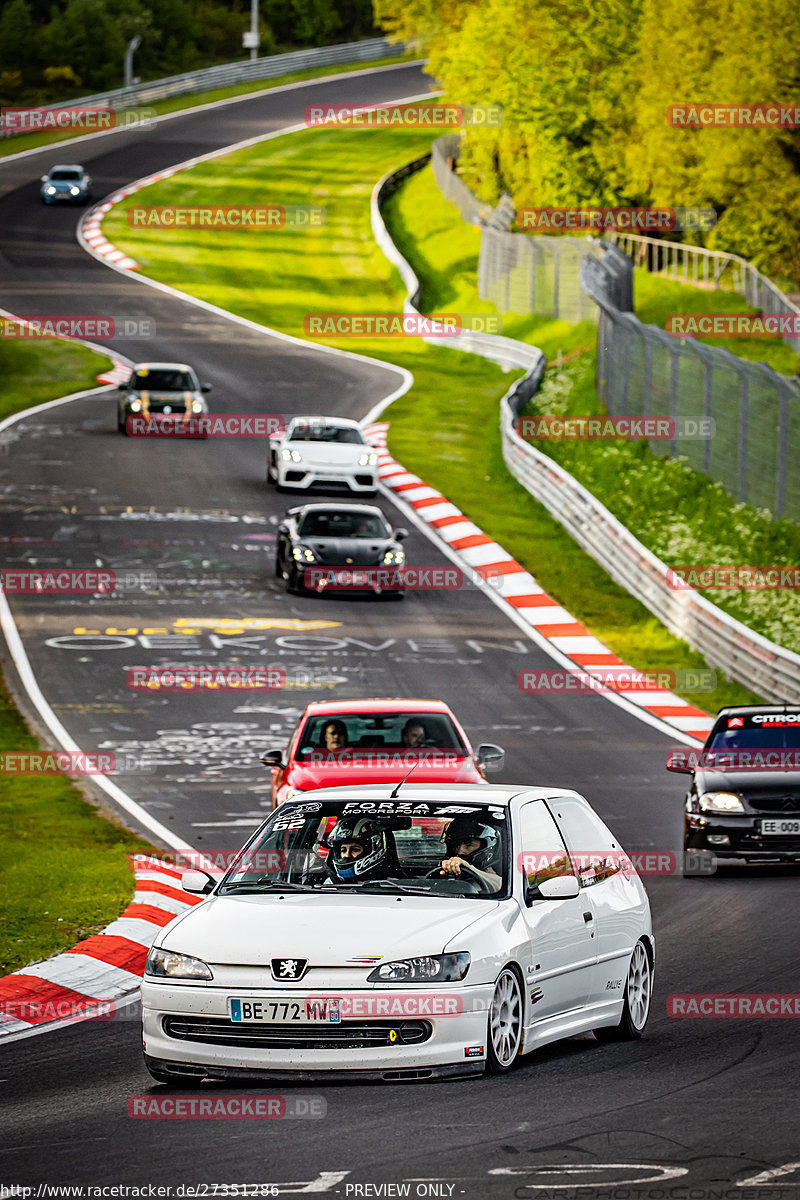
289, 423, 364, 444
131, 369, 195, 391
218, 800, 509, 898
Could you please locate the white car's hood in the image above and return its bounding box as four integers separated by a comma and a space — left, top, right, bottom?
287, 441, 364, 467
159, 893, 497, 965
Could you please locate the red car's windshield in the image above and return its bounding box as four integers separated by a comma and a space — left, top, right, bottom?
296, 711, 470, 758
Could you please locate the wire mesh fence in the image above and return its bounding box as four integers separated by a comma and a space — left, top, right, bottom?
582, 247, 800, 521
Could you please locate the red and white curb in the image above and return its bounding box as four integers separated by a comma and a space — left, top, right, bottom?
0, 856, 198, 1039
364, 421, 714, 742
81, 190, 142, 271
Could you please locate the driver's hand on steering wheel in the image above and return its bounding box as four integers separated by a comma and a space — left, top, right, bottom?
440, 856, 468, 876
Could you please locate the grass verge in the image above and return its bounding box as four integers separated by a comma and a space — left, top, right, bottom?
0, 336, 106, 423
104, 115, 763, 711
0, 53, 417, 160
0, 676, 153, 975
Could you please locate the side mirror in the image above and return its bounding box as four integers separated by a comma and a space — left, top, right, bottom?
181, 870, 216, 895
536, 875, 580, 901
41, 175, 48, 183
201, 383, 212, 393
260, 748, 284, 768
393, 528, 409, 541
476, 743, 505, 772
666, 749, 694, 774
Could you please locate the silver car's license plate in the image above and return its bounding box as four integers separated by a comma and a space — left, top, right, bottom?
760, 818, 800, 836
229, 997, 340, 1023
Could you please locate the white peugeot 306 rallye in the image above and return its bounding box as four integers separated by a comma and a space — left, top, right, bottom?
141, 784, 654, 1084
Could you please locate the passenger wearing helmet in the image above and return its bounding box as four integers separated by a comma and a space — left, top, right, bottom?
439, 816, 502, 893
326, 817, 400, 883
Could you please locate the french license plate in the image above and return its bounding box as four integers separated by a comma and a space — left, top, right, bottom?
229, 998, 340, 1023
760, 818, 800, 836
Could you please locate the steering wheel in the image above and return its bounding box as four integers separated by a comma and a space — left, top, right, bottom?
425, 861, 494, 894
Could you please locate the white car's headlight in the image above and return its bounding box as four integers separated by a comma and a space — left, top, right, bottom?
358, 452, 378, 466
145, 947, 213, 980
383, 548, 405, 565
191, 400, 204, 413
698, 791, 745, 814
367, 953, 470, 983
129, 399, 142, 413
282, 448, 302, 463
292, 544, 316, 562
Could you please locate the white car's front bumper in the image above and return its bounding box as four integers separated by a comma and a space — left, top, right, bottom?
275, 462, 377, 492
141, 980, 492, 1079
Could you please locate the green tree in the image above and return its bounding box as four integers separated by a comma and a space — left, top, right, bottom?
0, 0, 37, 82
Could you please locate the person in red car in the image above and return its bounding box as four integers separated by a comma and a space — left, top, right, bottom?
321, 719, 348, 750
439, 816, 502, 893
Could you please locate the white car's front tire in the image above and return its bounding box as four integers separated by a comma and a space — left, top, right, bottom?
486, 966, 523, 1074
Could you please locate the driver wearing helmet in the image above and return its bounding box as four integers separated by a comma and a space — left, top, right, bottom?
439, 815, 502, 893
326, 816, 400, 883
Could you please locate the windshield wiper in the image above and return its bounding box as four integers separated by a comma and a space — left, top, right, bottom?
219, 879, 319, 893
339, 880, 436, 896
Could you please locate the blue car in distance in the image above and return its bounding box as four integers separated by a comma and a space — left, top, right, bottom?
40, 164, 92, 205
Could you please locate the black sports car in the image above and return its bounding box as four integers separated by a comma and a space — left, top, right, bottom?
669, 705, 800, 864
275, 503, 408, 596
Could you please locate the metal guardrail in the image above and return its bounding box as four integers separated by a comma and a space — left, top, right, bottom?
381, 153, 800, 703
0, 38, 412, 137
608, 231, 800, 354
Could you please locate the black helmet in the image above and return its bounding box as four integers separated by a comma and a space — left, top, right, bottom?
326, 817, 396, 882
442, 816, 501, 873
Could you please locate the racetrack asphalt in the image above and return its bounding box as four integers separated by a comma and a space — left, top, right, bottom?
1, 61, 798, 1195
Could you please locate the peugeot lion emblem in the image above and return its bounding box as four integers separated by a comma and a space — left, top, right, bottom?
271, 957, 307, 981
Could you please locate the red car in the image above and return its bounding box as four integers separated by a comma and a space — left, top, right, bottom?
260, 699, 504, 809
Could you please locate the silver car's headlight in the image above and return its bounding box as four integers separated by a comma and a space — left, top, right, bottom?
368, 953, 470, 983
145, 947, 213, 980
191, 400, 204, 413
282, 448, 302, 463
292, 544, 316, 562
383, 548, 405, 565
358, 452, 378, 466
698, 791, 745, 814
129, 399, 142, 413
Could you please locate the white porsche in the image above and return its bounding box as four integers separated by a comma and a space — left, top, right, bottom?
141, 783, 654, 1084
266, 416, 379, 493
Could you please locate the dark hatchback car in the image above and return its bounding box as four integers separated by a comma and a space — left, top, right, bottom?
668, 705, 800, 864
275, 502, 408, 595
